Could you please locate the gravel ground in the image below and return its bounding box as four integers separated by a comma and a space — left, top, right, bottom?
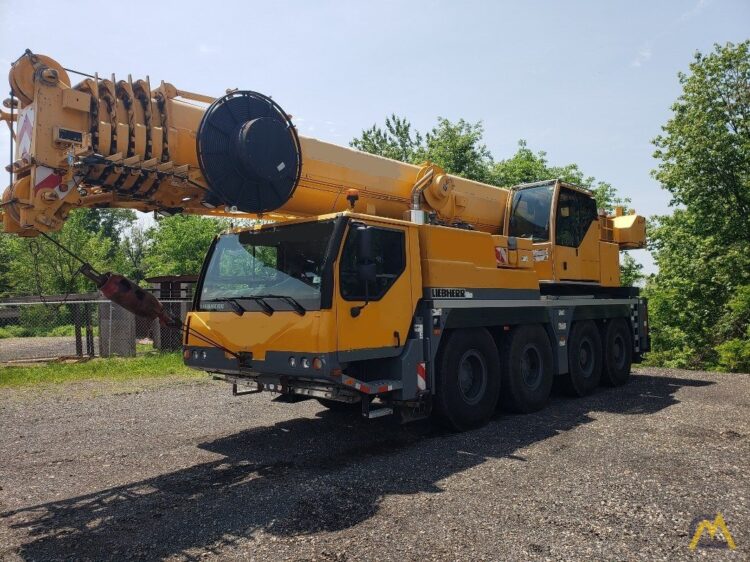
0, 337, 99, 363
0, 367, 747, 561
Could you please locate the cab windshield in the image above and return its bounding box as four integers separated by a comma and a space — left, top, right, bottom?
198, 220, 336, 312
508, 183, 554, 242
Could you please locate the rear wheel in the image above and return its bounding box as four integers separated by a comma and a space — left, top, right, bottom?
601, 318, 632, 386
434, 329, 501, 431
562, 320, 602, 397
501, 324, 554, 413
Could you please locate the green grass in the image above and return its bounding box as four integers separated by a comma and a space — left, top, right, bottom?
0, 352, 203, 388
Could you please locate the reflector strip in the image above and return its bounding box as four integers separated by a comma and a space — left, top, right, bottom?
417, 362, 427, 391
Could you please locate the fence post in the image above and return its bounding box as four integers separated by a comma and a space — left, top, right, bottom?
72, 303, 83, 357
85, 302, 95, 357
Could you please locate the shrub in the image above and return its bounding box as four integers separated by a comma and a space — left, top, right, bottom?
715, 337, 750, 373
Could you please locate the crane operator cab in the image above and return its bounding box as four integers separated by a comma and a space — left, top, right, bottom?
506, 180, 632, 286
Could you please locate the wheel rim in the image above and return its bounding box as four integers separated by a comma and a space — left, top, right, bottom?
578, 337, 595, 378
458, 349, 487, 405
521, 345, 543, 390
612, 334, 626, 370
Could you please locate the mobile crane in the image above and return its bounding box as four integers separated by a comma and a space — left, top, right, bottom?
1, 51, 648, 429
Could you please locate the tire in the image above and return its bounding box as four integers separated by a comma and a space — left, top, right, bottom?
316, 398, 360, 412
601, 318, 633, 386
562, 320, 602, 397
500, 324, 554, 413
434, 329, 501, 431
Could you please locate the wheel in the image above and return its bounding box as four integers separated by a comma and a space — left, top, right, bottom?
500, 324, 554, 413
316, 398, 360, 412
434, 328, 501, 431
562, 320, 602, 397
601, 318, 633, 386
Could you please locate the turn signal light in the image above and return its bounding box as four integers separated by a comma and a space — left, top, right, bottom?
312, 357, 323, 370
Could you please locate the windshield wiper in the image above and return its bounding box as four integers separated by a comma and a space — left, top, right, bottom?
256, 294, 306, 316
237, 296, 275, 316
205, 297, 274, 316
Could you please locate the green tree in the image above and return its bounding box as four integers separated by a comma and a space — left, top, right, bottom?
0, 234, 18, 297
619, 253, 644, 287
490, 140, 552, 186
419, 118, 493, 182
350, 115, 423, 163
8, 209, 114, 296
647, 41, 750, 371
352, 116, 493, 182
491, 141, 630, 211
144, 215, 228, 277
119, 226, 149, 284
653, 41, 750, 245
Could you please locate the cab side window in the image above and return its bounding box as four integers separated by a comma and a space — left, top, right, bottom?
340, 226, 405, 301
555, 188, 597, 247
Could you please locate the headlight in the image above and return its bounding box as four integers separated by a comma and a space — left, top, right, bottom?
288, 356, 297, 367
301, 357, 310, 369
201, 351, 207, 360
192, 350, 199, 360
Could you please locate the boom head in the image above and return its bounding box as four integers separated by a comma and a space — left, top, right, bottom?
1, 51, 312, 235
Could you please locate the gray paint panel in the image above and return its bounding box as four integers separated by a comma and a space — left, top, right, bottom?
424, 287, 540, 300
432, 298, 639, 309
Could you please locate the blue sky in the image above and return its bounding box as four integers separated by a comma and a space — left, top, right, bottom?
1, 0, 748, 272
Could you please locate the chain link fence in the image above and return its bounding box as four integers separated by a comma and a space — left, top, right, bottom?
0, 296, 191, 364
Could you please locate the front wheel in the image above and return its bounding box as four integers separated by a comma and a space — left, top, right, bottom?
434, 329, 501, 431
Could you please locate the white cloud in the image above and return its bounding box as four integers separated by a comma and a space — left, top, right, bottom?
197, 43, 220, 55
630, 43, 652, 68
678, 0, 710, 23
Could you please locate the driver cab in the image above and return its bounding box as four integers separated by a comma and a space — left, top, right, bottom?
506, 180, 601, 283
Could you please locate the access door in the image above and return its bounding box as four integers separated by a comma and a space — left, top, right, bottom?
335, 222, 415, 355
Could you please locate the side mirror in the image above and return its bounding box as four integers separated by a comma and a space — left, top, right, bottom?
355, 225, 376, 282
357, 224, 373, 262
351, 224, 376, 317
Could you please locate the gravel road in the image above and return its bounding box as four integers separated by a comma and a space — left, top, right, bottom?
0, 337, 99, 363
0, 368, 748, 561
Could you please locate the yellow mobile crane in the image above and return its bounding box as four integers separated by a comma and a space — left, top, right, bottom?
1, 51, 648, 429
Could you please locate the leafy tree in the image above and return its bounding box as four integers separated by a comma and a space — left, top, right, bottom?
419, 118, 493, 182
352, 116, 493, 182
75, 208, 137, 240
652, 41, 750, 246
8, 209, 114, 296
619, 253, 644, 287
119, 226, 149, 284
144, 215, 228, 277
350, 115, 423, 163
490, 140, 552, 186
647, 42, 750, 371
0, 234, 17, 297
